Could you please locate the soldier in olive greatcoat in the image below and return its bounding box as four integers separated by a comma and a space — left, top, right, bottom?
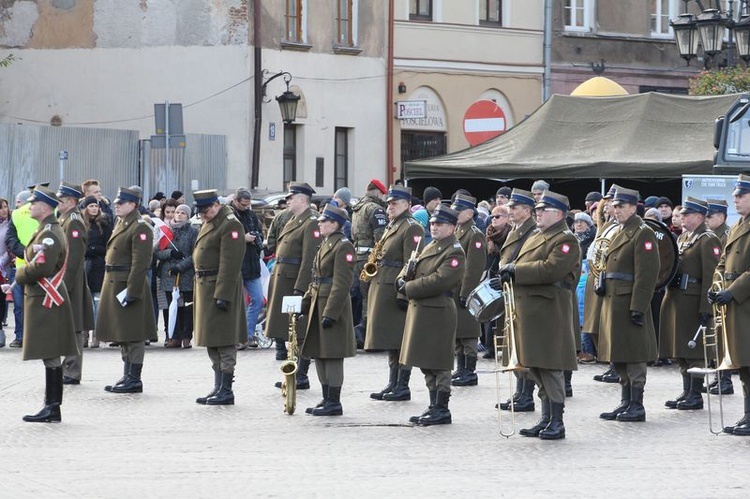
450, 193, 487, 387
265, 182, 320, 387
496, 191, 580, 440
598, 187, 660, 423
301, 204, 356, 416
398, 205, 465, 426
660, 198, 721, 411
56, 182, 95, 385
10, 186, 77, 422
192, 189, 247, 406
97, 187, 156, 394
709, 174, 750, 435
365, 185, 424, 402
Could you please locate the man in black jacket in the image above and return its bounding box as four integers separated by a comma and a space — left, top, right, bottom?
231, 188, 264, 349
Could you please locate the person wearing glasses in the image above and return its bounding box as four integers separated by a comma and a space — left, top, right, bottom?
481, 205, 511, 358
192, 189, 247, 405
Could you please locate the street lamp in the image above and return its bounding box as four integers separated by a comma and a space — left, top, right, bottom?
670, 0, 749, 66
251, 70, 300, 188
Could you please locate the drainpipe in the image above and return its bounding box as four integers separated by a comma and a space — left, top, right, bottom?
543, 0, 552, 101
251, 0, 262, 188
386, 0, 395, 186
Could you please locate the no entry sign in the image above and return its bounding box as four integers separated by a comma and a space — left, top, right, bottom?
463, 100, 506, 146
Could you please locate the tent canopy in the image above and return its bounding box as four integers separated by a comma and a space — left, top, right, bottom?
405, 92, 740, 179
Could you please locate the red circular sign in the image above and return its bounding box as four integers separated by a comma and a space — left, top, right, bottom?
463, 100, 507, 146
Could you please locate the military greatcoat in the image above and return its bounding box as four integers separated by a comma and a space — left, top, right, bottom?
16, 214, 77, 361
400, 234, 465, 371
713, 222, 730, 248
59, 207, 95, 332
96, 209, 156, 342
193, 205, 247, 348
659, 224, 721, 360
454, 220, 487, 339
364, 212, 424, 350
582, 220, 617, 334
598, 215, 660, 363
265, 207, 321, 340
715, 216, 750, 367
499, 217, 536, 265
301, 231, 357, 359
512, 219, 581, 371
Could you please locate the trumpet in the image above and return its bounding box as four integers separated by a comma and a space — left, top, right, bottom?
495, 279, 525, 438
688, 271, 738, 434
279, 312, 299, 415
360, 237, 385, 282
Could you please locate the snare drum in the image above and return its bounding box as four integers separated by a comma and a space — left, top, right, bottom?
467, 278, 505, 323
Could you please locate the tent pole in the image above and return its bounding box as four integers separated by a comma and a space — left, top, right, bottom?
600, 178, 605, 195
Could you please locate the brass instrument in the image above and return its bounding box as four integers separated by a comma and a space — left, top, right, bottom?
688, 271, 738, 434
495, 279, 525, 438
590, 223, 618, 279
360, 237, 386, 282
279, 312, 299, 415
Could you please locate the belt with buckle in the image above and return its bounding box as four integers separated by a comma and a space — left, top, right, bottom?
105, 264, 131, 272
604, 272, 634, 281
195, 269, 219, 277
312, 277, 333, 286
380, 259, 403, 268
277, 257, 302, 265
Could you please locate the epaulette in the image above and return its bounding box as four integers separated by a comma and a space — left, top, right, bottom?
470, 225, 484, 235
562, 229, 574, 236
405, 217, 419, 226
70, 212, 80, 221
310, 215, 318, 221
639, 223, 648, 230
453, 242, 462, 249
227, 214, 236, 220
531, 228, 541, 235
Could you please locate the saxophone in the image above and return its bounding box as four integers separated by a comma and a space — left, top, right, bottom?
360, 237, 386, 282
279, 313, 299, 415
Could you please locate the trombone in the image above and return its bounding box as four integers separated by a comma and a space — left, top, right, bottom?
494, 279, 526, 438
687, 271, 738, 435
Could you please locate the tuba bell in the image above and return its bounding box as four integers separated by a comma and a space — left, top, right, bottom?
590, 223, 618, 279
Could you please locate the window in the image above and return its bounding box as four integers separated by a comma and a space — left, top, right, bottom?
336, 0, 353, 46
651, 0, 678, 37
283, 125, 297, 188
410, 0, 432, 21
334, 128, 349, 190
564, 0, 593, 32
479, 0, 502, 26
285, 0, 304, 43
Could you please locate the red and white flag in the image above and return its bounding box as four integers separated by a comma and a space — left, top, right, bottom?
152, 218, 174, 250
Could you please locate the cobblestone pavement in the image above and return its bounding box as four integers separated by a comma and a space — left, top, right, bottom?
1, 317, 749, 498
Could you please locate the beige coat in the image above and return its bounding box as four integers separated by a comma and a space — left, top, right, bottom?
193, 206, 247, 348
364, 213, 424, 350
96, 210, 156, 342
512, 220, 580, 371
454, 221, 486, 339
59, 208, 95, 332
301, 232, 357, 359
16, 215, 77, 361
400, 235, 465, 370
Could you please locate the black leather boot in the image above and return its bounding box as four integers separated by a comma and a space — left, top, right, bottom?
296, 357, 311, 390
104, 361, 130, 392
520, 398, 550, 437
594, 365, 620, 383
410, 390, 437, 423
110, 363, 143, 393
23, 367, 63, 423
665, 372, 690, 409
354, 318, 366, 349
499, 375, 524, 410
196, 369, 221, 405
417, 391, 451, 426
677, 375, 704, 410
709, 371, 734, 395
539, 402, 565, 440
507, 377, 535, 412
206, 371, 235, 405
312, 386, 343, 416
451, 352, 466, 380
617, 385, 646, 422
725, 396, 750, 435
452, 355, 478, 386
600, 383, 630, 420
383, 366, 411, 401
564, 370, 573, 397
370, 364, 399, 400
307, 384, 329, 414
275, 340, 288, 361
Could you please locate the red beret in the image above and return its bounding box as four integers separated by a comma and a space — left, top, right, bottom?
367, 179, 387, 194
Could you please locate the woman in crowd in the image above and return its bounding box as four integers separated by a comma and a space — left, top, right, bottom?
574, 211, 597, 363
154, 203, 198, 348
0, 197, 10, 346
481, 204, 511, 358
152, 199, 179, 343
83, 196, 112, 348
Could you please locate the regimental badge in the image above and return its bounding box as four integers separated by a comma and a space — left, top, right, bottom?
72, 230, 80, 239
139, 233, 147, 242
314, 230, 321, 238
713, 246, 721, 256
231, 231, 239, 240
345, 253, 354, 262
475, 241, 483, 249
561, 243, 570, 254
450, 258, 459, 268
644, 241, 653, 251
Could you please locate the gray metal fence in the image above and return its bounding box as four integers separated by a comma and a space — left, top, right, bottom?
0, 123, 139, 201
